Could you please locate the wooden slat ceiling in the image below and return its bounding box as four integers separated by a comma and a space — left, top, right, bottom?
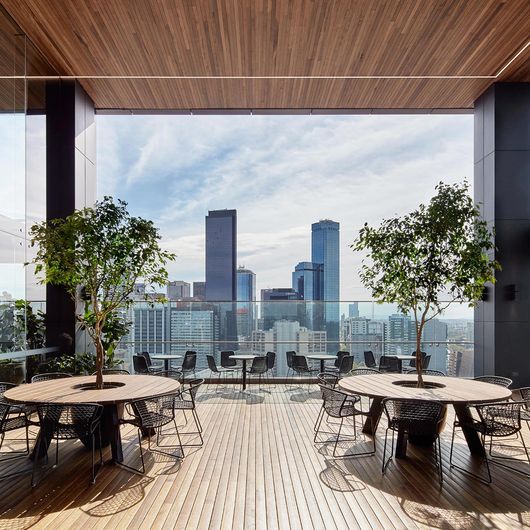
1, 0, 529, 111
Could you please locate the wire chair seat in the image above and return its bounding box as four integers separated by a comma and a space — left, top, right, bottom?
31, 373, 73, 383
383, 398, 445, 436
349, 368, 381, 376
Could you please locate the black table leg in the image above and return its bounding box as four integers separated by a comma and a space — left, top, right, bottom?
242, 360, 247, 390
320, 360, 325, 373
164, 358, 169, 371
453, 403, 485, 456
100, 403, 124, 463
362, 397, 383, 435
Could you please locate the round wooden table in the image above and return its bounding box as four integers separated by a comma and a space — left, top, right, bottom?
151, 354, 182, 371
229, 354, 258, 390
4, 374, 180, 463
338, 373, 511, 458
307, 354, 337, 373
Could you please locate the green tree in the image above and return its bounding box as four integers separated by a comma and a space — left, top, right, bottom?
29, 196, 175, 389
352, 182, 499, 387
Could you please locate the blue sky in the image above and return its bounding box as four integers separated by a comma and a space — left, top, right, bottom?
97, 113, 473, 314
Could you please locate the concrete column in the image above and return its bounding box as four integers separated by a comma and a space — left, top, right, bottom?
474, 82, 530, 386
45, 80, 96, 351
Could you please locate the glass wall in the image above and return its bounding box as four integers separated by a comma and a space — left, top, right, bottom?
0, 7, 53, 358
118, 300, 473, 379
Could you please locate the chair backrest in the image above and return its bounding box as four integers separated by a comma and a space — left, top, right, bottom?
317, 372, 339, 388
32, 372, 73, 383
36, 402, 103, 437
182, 351, 197, 371
139, 351, 153, 366
383, 398, 444, 435
338, 355, 354, 374
286, 350, 296, 369
409, 351, 427, 368
266, 351, 276, 370
292, 355, 310, 372
517, 387, 530, 408
473, 375, 512, 388
379, 356, 400, 373
207, 355, 219, 373
183, 378, 205, 403
350, 368, 381, 376
364, 350, 376, 368
220, 350, 236, 368
335, 351, 349, 368
250, 356, 268, 374
476, 402, 522, 437
0, 381, 16, 400
128, 394, 177, 429
319, 384, 360, 415
93, 369, 130, 375
133, 354, 150, 374
423, 355, 431, 369
409, 369, 446, 376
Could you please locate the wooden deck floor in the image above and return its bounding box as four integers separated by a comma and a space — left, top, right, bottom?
0, 384, 530, 529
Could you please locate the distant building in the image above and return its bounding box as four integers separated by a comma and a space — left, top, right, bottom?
193, 281, 206, 301
421, 319, 449, 373
292, 261, 324, 330
261, 288, 300, 331
132, 302, 168, 355
386, 313, 413, 356
167, 281, 190, 300
312, 220, 340, 350
342, 316, 385, 363
205, 209, 237, 302
236, 267, 256, 339
251, 319, 326, 376
348, 302, 359, 318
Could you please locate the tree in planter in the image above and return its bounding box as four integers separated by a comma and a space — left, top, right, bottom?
352, 182, 499, 387
30, 196, 175, 389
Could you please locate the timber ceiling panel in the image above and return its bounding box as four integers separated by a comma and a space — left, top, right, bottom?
1, 0, 529, 110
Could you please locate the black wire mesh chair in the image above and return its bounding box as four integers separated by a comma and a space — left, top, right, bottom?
313, 374, 339, 432
140, 351, 164, 371
206, 355, 236, 391
120, 393, 183, 474
0, 382, 16, 401
173, 379, 205, 448
350, 368, 381, 376
473, 375, 513, 388
514, 387, 530, 427
378, 356, 401, 373
364, 351, 377, 369
91, 369, 131, 375
31, 373, 73, 383
247, 356, 268, 391
408, 369, 446, 376
314, 384, 376, 458
0, 402, 33, 479
181, 351, 197, 380
449, 401, 530, 483
32, 402, 103, 486
382, 398, 445, 484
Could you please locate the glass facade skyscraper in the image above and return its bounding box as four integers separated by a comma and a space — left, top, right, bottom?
311, 220, 340, 348
236, 266, 256, 338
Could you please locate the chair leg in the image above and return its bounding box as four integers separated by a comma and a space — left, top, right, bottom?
450, 423, 492, 484
332, 418, 344, 457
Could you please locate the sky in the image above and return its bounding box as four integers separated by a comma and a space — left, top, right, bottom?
96, 113, 474, 317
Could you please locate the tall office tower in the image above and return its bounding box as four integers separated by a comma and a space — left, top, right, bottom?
311, 219, 340, 351
292, 261, 323, 330
386, 313, 413, 356
132, 302, 168, 356
236, 266, 256, 339
261, 288, 300, 331
348, 302, 359, 318
205, 209, 237, 345
193, 281, 206, 301
167, 281, 190, 300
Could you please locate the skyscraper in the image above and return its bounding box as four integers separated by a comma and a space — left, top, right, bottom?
292, 261, 323, 330
348, 302, 359, 318
261, 288, 300, 331
236, 266, 256, 338
167, 281, 190, 300
311, 219, 340, 349
193, 281, 205, 301
205, 209, 237, 345
205, 209, 237, 301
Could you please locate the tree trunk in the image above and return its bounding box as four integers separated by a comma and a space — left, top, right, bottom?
416, 325, 424, 389
94, 324, 104, 390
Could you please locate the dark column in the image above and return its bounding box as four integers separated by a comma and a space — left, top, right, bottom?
474, 82, 530, 386
45, 80, 96, 351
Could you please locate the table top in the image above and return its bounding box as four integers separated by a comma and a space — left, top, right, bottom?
306, 355, 337, 361
386, 355, 416, 360
151, 354, 182, 359
230, 354, 258, 360
338, 373, 512, 405
4, 375, 181, 405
